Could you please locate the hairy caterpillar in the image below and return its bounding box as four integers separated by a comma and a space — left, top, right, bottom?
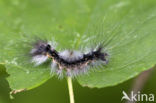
30, 40, 109, 78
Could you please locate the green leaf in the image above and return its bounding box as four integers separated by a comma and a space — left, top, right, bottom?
0, 65, 11, 103
0, 0, 156, 91
0, 0, 96, 90
77, 0, 156, 87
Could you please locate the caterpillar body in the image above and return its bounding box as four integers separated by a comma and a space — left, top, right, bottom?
30, 40, 109, 78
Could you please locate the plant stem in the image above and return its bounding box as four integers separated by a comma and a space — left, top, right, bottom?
67, 77, 75, 103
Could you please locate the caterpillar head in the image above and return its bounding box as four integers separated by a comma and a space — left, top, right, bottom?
30, 41, 51, 56
30, 41, 52, 66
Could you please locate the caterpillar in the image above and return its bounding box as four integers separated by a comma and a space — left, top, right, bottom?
30, 40, 109, 78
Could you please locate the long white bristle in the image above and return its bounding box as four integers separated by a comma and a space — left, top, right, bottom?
32, 55, 48, 66
59, 50, 83, 62
50, 62, 57, 74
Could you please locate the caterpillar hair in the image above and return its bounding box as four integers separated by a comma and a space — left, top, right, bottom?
30, 40, 109, 78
